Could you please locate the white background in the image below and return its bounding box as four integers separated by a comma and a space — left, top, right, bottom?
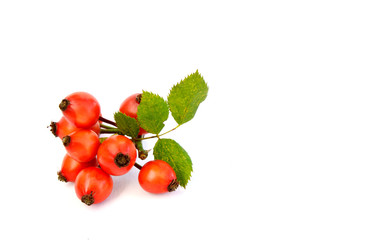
0, 1, 368, 239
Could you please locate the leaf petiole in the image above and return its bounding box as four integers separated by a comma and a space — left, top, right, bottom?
133, 124, 181, 141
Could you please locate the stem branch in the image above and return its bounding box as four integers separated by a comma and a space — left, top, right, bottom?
100, 129, 122, 134
133, 137, 150, 160
134, 125, 181, 141
99, 116, 117, 127
134, 162, 142, 170
100, 123, 116, 129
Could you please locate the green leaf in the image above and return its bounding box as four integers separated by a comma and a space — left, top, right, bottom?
114, 112, 140, 138
168, 70, 209, 125
137, 91, 169, 134
153, 138, 193, 188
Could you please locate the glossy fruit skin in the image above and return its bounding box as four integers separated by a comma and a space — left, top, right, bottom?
97, 135, 137, 176
60, 92, 101, 128
138, 160, 178, 194
58, 154, 98, 182
75, 167, 113, 205
63, 129, 100, 163
51, 116, 100, 139
119, 93, 147, 135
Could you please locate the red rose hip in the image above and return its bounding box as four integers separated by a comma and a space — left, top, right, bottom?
97, 135, 137, 176
63, 129, 100, 163
57, 154, 98, 182
138, 160, 179, 194
59, 92, 101, 128
50, 116, 100, 139
119, 93, 147, 135
75, 167, 113, 205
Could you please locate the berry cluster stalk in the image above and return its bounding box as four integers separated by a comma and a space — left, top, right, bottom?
98, 116, 182, 171
98, 116, 181, 141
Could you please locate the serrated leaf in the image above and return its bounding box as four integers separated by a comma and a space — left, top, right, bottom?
137, 91, 169, 134
168, 70, 208, 125
153, 138, 192, 188
114, 112, 140, 138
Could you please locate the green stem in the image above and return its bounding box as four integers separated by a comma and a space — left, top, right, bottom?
100, 124, 117, 130
134, 125, 181, 141
161, 124, 181, 136
133, 137, 150, 160
100, 128, 122, 134
134, 135, 157, 141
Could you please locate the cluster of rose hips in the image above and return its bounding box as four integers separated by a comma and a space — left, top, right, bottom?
50, 92, 179, 206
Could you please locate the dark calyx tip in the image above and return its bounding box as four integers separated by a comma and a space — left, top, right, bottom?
57, 171, 68, 182
59, 99, 70, 111
50, 121, 57, 137
168, 179, 179, 192
114, 152, 130, 168
136, 94, 142, 104
138, 150, 149, 160
62, 135, 71, 147
81, 192, 95, 206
